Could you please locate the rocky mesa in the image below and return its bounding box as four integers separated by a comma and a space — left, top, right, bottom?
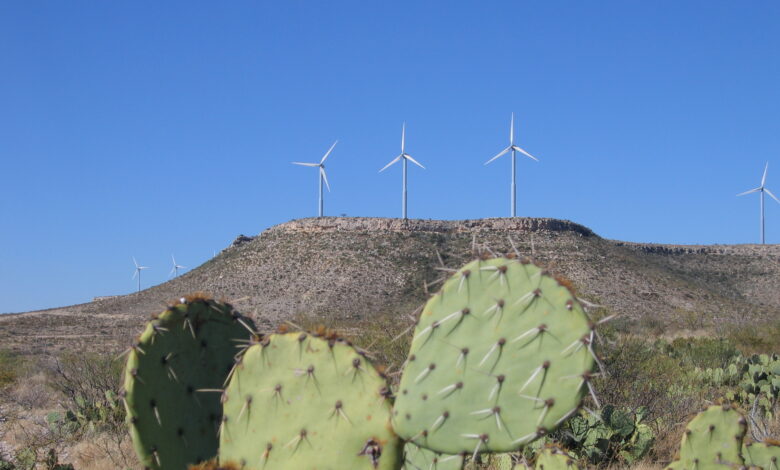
1, 217, 778, 355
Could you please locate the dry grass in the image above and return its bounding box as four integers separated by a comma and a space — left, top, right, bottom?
67, 432, 140, 470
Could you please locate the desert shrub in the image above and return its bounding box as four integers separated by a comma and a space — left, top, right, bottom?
593, 336, 708, 462
662, 337, 741, 370
725, 321, 780, 355
47, 352, 125, 435
0, 351, 20, 389
43, 351, 137, 468
10, 371, 52, 410
596, 337, 689, 412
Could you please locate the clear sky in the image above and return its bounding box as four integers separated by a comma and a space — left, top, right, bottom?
2, 1, 779, 313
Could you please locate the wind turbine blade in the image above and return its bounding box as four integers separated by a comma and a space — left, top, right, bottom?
320, 141, 338, 164
405, 154, 426, 169
132, 269, 138, 280
171, 254, 176, 265
513, 145, 539, 162
292, 162, 320, 167
133, 257, 139, 268
737, 187, 762, 196
401, 122, 406, 153
169, 266, 176, 277
510, 112, 514, 145
320, 167, 331, 192
379, 155, 403, 173
484, 147, 510, 165
762, 162, 769, 187
765, 188, 780, 204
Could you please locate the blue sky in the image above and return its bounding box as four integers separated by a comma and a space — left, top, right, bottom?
2, 1, 779, 313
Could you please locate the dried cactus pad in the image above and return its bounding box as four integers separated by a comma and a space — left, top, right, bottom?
402, 442, 464, 470
743, 442, 780, 469
393, 257, 595, 454
666, 405, 747, 470
123, 297, 255, 470
219, 332, 402, 470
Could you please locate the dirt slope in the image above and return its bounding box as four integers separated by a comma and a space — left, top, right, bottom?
1, 217, 778, 355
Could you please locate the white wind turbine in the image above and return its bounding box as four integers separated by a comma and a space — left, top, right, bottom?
132, 257, 150, 293
169, 254, 186, 278
484, 113, 539, 217
292, 141, 338, 217
379, 123, 425, 219
737, 162, 780, 244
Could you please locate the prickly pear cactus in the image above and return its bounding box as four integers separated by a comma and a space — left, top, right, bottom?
666, 405, 747, 470
219, 331, 402, 469
534, 448, 578, 470
402, 442, 464, 470
123, 296, 256, 470
393, 257, 596, 454
743, 442, 780, 470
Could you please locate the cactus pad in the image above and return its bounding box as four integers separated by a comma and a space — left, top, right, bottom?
743, 442, 780, 470
219, 332, 402, 469
393, 257, 595, 454
666, 405, 747, 470
535, 448, 578, 470
402, 442, 464, 470
123, 296, 255, 470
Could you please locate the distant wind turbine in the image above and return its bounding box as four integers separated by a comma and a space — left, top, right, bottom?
169, 254, 185, 278
379, 123, 425, 219
484, 113, 539, 217
737, 162, 780, 244
132, 257, 149, 293
292, 141, 338, 217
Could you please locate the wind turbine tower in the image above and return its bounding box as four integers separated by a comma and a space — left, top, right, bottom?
737, 162, 780, 244
380, 123, 425, 219
170, 254, 185, 278
485, 113, 539, 217
132, 257, 150, 293
292, 141, 338, 217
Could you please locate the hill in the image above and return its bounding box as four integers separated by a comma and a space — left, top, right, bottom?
1, 217, 778, 356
